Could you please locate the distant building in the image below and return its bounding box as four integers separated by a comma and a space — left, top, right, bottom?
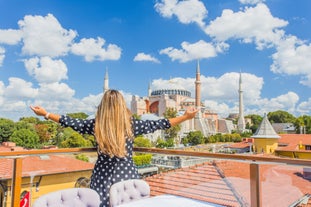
272, 123, 296, 134
249, 113, 311, 159
130, 61, 234, 138
275, 134, 311, 159
251, 113, 280, 154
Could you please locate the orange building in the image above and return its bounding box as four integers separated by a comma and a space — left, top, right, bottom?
0, 143, 94, 207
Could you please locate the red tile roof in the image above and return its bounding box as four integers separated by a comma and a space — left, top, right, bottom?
145, 162, 242, 207
0, 154, 94, 179
226, 142, 250, 149
145, 159, 311, 207
277, 134, 311, 151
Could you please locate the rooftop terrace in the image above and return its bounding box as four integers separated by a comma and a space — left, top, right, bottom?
1, 147, 311, 207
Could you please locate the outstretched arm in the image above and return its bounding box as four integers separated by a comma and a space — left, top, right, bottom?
169, 108, 199, 127
30, 106, 61, 123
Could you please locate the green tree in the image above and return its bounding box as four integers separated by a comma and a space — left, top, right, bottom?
60, 131, 93, 148
134, 135, 152, 148
67, 112, 89, 119
186, 131, 204, 146
245, 114, 263, 133
156, 138, 168, 148
14, 120, 35, 131
267, 110, 296, 123
0, 118, 15, 142
35, 124, 52, 143
295, 115, 311, 134
9, 129, 40, 149
163, 108, 180, 139
19, 117, 40, 124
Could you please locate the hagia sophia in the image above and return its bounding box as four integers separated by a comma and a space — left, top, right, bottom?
104, 61, 246, 141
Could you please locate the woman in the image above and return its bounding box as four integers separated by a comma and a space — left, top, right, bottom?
31, 89, 198, 207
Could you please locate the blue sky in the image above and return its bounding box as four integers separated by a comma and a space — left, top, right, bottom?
0, 0, 310, 121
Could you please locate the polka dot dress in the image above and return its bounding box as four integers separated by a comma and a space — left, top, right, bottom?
59, 115, 171, 207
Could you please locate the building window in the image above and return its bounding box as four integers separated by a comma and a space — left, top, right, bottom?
305, 145, 311, 150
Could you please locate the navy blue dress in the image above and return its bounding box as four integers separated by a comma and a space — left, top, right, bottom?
59, 115, 171, 207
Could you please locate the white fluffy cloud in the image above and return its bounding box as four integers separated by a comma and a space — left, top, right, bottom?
151, 72, 263, 103
297, 98, 311, 114
155, 0, 207, 28
0, 47, 5, 66
160, 40, 228, 62
133, 53, 160, 63
37, 82, 75, 101
71, 37, 121, 62
0, 29, 22, 45
149, 72, 303, 117
24, 56, 68, 83
4, 77, 38, 99
239, 0, 265, 5
204, 3, 288, 50
271, 35, 311, 87
18, 14, 77, 57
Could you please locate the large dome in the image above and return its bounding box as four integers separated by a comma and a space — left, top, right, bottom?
151, 89, 191, 97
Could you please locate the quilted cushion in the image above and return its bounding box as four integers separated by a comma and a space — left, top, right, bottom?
109, 179, 150, 207
32, 188, 100, 207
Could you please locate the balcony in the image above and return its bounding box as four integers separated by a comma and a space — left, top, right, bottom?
1, 147, 311, 207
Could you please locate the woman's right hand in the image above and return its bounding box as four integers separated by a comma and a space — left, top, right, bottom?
30, 106, 48, 117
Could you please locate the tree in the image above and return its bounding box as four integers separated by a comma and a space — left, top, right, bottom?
295, 115, 311, 134
186, 131, 204, 146
9, 129, 40, 149
155, 137, 174, 148
0, 118, 15, 142
163, 108, 181, 139
60, 131, 93, 148
14, 120, 35, 131
134, 136, 152, 148
267, 110, 296, 123
35, 124, 52, 143
67, 112, 89, 119
245, 114, 263, 133
19, 117, 40, 124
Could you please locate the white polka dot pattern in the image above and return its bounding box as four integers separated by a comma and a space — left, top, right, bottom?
59, 115, 171, 207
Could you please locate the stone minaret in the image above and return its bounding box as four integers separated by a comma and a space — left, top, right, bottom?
103, 68, 109, 93
195, 60, 201, 109
237, 72, 246, 132
148, 82, 152, 96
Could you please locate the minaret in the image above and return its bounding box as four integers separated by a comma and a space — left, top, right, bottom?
103, 68, 109, 93
148, 82, 152, 97
195, 60, 201, 109
237, 72, 246, 132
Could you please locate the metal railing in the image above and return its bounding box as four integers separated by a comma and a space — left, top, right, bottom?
1, 147, 311, 207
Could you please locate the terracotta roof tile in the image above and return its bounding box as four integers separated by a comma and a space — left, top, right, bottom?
215, 160, 311, 206
145, 163, 241, 207
145, 159, 311, 207
0, 154, 94, 179
276, 134, 311, 151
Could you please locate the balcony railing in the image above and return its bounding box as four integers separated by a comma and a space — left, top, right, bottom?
1, 147, 311, 207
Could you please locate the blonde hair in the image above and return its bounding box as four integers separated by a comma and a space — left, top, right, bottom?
94, 90, 133, 157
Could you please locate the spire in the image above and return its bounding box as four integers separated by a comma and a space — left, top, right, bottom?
237, 71, 246, 132
195, 59, 201, 109
148, 81, 152, 96
251, 113, 280, 138
104, 67, 109, 93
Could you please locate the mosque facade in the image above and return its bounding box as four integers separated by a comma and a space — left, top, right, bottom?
130, 61, 234, 138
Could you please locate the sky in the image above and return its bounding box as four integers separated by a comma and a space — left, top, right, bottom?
0, 0, 311, 121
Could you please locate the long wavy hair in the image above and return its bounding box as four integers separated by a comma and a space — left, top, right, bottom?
94, 90, 133, 157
